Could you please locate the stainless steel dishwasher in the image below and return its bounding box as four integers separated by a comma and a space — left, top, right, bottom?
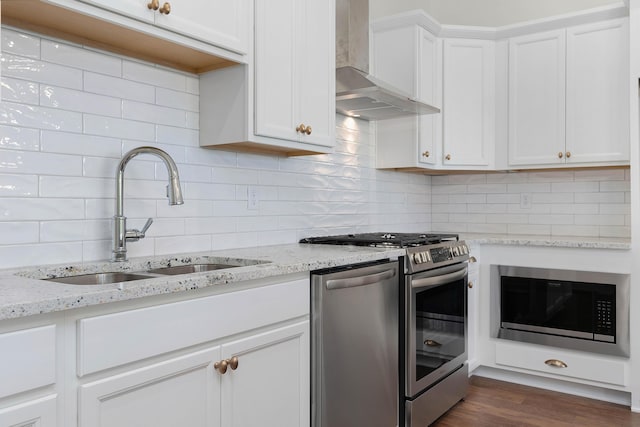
311, 259, 399, 427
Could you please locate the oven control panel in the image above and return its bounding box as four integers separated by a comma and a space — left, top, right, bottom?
407, 241, 469, 273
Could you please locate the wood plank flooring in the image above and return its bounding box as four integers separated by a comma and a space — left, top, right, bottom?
432, 376, 640, 427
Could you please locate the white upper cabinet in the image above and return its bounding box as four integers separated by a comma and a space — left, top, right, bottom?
79, 0, 153, 23
566, 19, 629, 164
442, 38, 495, 168
508, 18, 629, 168
374, 24, 441, 169
154, 0, 249, 54
200, 0, 336, 156
78, 0, 248, 54
508, 30, 566, 166
373, 16, 495, 172
254, 0, 335, 148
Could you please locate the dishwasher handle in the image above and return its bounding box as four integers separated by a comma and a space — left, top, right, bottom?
326, 268, 396, 290
411, 266, 467, 290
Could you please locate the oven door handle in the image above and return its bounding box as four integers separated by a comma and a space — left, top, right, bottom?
411, 266, 467, 290
326, 268, 396, 290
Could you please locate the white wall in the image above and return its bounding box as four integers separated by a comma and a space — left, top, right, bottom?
371, 0, 621, 26
0, 27, 432, 269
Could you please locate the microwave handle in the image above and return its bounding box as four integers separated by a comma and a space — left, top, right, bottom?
326, 268, 396, 290
411, 266, 467, 290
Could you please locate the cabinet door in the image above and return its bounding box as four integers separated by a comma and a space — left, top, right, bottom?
220, 321, 309, 427
374, 26, 439, 168
418, 30, 440, 166
0, 395, 57, 427
297, 0, 335, 147
508, 30, 566, 166
78, 0, 153, 23
443, 39, 494, 167
155, 0, 249, 54
566, 19, 629, 164
254, 0, 299, 142
79, 347, 221, 427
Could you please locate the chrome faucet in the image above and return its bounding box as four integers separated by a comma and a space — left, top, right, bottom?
112, 146, 184, 262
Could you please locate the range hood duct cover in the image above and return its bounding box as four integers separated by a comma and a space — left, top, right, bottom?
335, 0, 440, 121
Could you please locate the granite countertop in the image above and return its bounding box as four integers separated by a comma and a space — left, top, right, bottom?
0, 244, 405, 321
0, 235, 631, 321
461, 234, 631, 250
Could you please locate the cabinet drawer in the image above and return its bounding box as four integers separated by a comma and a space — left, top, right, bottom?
495, 340, 627, 386
78, 279, 309, 376
0, 395, 57, 426
0, 325, 56, 398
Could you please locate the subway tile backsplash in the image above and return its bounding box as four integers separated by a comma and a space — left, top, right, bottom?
0, 27, 630, 269
0, 27, 431, 268
431, 169, 631, 238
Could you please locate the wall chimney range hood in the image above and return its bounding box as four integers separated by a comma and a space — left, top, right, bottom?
336, 0, 440, 121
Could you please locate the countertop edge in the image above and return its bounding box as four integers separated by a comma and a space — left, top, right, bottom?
0, 245, 405, 321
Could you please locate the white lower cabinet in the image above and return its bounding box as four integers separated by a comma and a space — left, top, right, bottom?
0, 324, 58, 427
0, 395, 58, 427
76, 278, 310, 427
495, 340, 627, 387
220, 322, 309, 427
79, 321, 309, 427
79, 347, 222, 427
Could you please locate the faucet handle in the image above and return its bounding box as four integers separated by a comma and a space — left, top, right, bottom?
125, 218, 154, 242
140, 217, 154, 236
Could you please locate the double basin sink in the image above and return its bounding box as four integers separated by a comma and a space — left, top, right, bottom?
45, 262, 263, 285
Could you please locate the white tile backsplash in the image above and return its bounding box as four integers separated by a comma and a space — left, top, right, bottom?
0, 125, 40, 151
40, 40, 122, 76
0, 27, 630, 269
432, 170, 631, 238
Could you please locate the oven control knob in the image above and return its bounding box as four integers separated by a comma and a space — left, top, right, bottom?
453, 247, 459, 256
412, 253, 423, 264
425, 252, 432, 262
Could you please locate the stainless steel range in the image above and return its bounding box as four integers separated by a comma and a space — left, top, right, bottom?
302, 232, 470, 427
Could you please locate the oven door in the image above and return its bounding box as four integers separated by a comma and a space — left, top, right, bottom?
406, 263, 468, 398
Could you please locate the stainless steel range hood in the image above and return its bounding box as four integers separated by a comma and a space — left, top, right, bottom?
336, 0, 440, 121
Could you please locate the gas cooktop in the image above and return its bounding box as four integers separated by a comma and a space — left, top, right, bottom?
299, 232, 459, 248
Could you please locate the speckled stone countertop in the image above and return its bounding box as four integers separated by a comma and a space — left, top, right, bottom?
460, 233, 631, 250
0, 235, 630, 321
0, 244, 405, 321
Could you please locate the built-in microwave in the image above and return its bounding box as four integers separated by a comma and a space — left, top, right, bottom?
491, 266, 630, 357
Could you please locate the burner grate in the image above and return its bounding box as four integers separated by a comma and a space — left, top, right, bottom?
299, 232, 458, 248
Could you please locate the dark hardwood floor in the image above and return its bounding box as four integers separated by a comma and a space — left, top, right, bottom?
432, 376, 640, 427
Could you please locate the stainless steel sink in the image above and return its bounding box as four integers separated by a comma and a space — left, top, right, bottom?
41, 259, 268, 285
146, 264, 238, 275
45, 272, 155, 285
